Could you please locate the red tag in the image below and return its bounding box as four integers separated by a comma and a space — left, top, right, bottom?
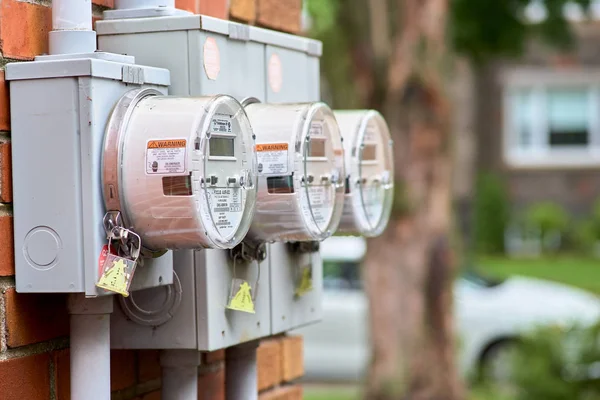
98, 244, 116, 278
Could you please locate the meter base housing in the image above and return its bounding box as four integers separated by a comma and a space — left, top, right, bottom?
111, 249, 270, 351
269, 243, 323, 334
97, 14, 324, 337
6, 53, 173, 295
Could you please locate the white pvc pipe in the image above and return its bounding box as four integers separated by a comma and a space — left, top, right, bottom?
160, 350, 201, 400
69, 295, 113, 400
49, 0, 96, 54
226, 342, 259, 400
52, 0, 92, 31
115, 0, 175, 9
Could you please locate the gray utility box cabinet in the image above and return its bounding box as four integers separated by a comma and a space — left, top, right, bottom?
265, 42, 324, 334
96, 14, 324, 337
111, 249, 268, 351
6, 53, 174, 295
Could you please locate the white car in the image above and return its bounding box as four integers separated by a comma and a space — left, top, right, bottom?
294, 237, 600, 383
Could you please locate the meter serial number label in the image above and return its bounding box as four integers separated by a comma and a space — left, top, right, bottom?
302, 185, 334, 231
207, 188, 243, 238
256, 143, 288, 175
211, 115, 233, 134
146, 139, 187, 175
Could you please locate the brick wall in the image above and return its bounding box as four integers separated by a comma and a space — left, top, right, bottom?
0, 1, 306, 399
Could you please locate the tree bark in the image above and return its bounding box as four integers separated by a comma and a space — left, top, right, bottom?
363, 1, 465, 399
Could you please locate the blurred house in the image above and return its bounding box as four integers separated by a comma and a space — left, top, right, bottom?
475, 20, 600, 215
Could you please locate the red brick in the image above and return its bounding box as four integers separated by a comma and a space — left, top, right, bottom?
138, 350, 161, 382
198, 366, 225, 400
4, 288, 69, 347
0, 353, 51, 400
110, 350, 136, 391
203, 349, 225, 364
257, 338, 282, 391
256, 0, 301, 33
199, 0, 228, 19
175, 0, 199, 13
93, 0, 114, 7
0, 141, 13, 203
0, 212, 14, 276
0, 71, 10, 131
280, 335, 303, 382
230, 0, 256, 23
0, 0, 52, 60
54, 350, 70, 400
258, 385, 303, 400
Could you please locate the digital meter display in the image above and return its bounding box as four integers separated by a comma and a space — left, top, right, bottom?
209, 137, 235, 157
308, 138, 326, 158
362, 144, 377, 161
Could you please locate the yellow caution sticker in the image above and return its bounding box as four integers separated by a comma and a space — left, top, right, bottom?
226, 280, 256, 314
96, 255, 136, 297
295, 266, 313, 297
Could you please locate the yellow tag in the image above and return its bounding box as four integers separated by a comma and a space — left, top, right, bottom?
295, 267, 313, 297
96, 258, 131, 297
226, 281, 255, 314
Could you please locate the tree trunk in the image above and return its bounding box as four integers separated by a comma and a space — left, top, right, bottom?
363, 1, 465, 399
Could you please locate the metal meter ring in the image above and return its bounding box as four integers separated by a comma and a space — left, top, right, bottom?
102, 88, 161, 223
102, 88, 167, 258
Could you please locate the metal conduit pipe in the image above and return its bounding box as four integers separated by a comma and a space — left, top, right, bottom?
68, 294, 113, 400
160, 350, 202, 400
226, 341, 260, 400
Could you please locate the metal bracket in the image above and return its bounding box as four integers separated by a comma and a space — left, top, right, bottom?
230, 241, 267, 263
287, 241, 320, 254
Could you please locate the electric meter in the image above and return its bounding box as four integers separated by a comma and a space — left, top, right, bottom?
242, 100, 345, 243
103, 88, 257, 251
334, 110, 394, 237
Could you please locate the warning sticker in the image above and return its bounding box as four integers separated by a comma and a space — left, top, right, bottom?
206, 187, 244, 238
146, 139, 187, 175
256, 143, 289, 175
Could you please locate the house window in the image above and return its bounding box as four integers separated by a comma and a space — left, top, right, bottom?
547, 89, 589, 146
505, 82, 600, 167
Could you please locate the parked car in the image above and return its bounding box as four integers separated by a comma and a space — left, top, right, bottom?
293, 236, 600, 383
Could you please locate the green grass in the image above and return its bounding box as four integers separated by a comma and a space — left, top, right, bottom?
477, 256, 600, 294
303, 385, 359, 400
302, 385, 506, 400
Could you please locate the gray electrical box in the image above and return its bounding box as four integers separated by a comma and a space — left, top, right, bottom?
6, 53, 173, 295
111, 248, 269, 351
261, 37, 325, 334
97, 13, 324, 340
97, 15, 269, 349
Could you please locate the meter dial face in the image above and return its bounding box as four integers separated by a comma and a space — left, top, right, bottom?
300, 104, 345, 238
357, 114, 393, 232
199, 96, 256, 247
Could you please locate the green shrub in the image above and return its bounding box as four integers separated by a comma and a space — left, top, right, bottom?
525, 202, 570, 253
506, 322, 600, 400
474, 172, 509, 254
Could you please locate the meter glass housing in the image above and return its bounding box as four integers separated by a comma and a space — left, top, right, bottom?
334, 110, 394, 237
244, 101, 345, 243
103, 89, 257, 251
